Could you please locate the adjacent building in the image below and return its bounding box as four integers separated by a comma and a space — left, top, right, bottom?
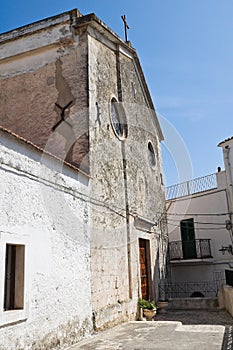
0, 9, 167, 349
165, 137, 233, 298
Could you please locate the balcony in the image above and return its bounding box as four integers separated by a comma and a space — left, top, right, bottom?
166, 173, 217, 200
169, 239, 212, 261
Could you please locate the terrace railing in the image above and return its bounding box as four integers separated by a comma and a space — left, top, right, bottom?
165, 173, 217, 200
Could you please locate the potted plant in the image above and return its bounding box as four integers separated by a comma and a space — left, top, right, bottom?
138, 298, 157, 321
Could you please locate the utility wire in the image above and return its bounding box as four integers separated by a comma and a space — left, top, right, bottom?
166, 218, 227, 226
1, 158, 232, 228
165, 212, 231, 217
167, 222, 227, 231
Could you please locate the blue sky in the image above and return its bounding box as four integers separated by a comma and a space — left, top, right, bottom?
1, 0, 233, 186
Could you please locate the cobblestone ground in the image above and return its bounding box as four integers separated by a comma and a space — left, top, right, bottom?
68, 310, 233, 350
156, 309, 233, 350
156, 309, 233, 325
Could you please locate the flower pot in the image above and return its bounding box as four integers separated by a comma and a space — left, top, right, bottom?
157, 301, 168, 314
143, 308, 156, 321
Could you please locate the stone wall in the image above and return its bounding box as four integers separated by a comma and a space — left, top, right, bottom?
88, 32, 167, 328
167, 298, 219, 310
0, 16, 89, 172
0, 130, 92, 349
0, 9, 168, 339
218, 285, 233, 317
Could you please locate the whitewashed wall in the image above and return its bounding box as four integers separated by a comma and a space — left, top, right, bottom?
0, 130, 92, 349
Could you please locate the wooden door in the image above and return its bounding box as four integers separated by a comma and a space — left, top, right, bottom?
139, 239, 150, 300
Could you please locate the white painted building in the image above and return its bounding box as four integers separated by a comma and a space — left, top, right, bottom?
0, 127, 92, 348
165, 136, 233, 298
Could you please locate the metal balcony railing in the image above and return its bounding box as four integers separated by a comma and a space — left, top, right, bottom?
169, 239, 212, 260
159, 280, 223, 298
165, 173, 217, 200
159, 271, 225, 298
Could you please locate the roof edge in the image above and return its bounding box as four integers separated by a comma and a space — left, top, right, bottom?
0, 126, 90, 178
0, 9, 81, 42
75, 13, 164, 140
218, 136, 233, 147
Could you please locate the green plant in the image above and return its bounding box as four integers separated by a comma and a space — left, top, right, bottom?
138, 298, 156, 310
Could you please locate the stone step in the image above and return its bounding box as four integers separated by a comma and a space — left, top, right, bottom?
167, 297, 219, 310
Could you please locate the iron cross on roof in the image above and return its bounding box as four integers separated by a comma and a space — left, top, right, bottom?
121, 15, 130, 42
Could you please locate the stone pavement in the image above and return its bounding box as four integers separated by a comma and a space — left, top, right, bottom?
156, 309, 233, 325
67, 310, 233, 350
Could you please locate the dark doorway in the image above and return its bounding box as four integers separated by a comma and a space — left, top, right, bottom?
180, 218, 197, 259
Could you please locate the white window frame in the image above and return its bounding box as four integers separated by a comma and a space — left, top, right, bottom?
0, 231, 29, 327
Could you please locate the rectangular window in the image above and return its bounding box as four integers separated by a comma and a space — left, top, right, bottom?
4, 244, 25, 311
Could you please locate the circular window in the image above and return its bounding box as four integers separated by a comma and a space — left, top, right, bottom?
148, 141, 156, 168
110, 98, 127, 140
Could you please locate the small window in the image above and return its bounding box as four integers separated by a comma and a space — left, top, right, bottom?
160, 173, 164, 185
148, 141, 156, 168
110, 98, 127, 140
4, 244, 25, 311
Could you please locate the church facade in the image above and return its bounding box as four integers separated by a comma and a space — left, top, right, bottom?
0, 9, 167, 348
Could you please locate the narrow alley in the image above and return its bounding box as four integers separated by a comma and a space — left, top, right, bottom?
67, 310, 233, 350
